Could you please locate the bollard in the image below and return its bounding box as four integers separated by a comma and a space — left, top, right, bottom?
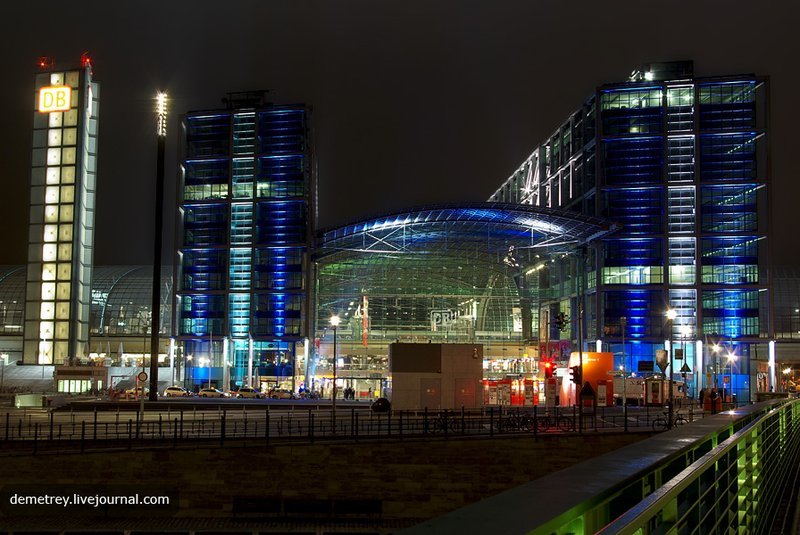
159, 414, 163, 439
49, 412, 54, 441
128, 419, 133, 450
461, 406, 465, 435
93, 408, 98, 440
174, 418, 178, 448
424, 407, 429, 435
265, 409, 270, 444
80, 421, 86, 453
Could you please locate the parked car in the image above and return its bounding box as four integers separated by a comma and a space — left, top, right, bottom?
234, 386, 265, 399
268, 388, 296, 399
198, 387, 230, 398
163, 385, 192, 397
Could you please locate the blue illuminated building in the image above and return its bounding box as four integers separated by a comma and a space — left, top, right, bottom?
490, 61, 772, 401
174, 91, 314, 391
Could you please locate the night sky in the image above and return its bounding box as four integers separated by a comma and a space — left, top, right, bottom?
1, 0, 798, 266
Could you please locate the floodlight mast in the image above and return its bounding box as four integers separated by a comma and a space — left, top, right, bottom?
149, 91, 168, 401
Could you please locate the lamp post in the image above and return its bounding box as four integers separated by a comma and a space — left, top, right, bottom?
727, 351, 737, 406
330, 314, 341, 434
666, 309, 677, 428
679, 324, 692, 400
199, 357, 210, 390
620, 316, 627, 432
185, 355, 193, 391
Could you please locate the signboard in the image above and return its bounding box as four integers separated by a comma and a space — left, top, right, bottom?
655, 350, 668, 373
38, 86, 72, 113
675, 348, 683, 360
430, 310, 454, 331
137, 371, 148, 382
545, 377, 558, 407
638, 360, 655, 372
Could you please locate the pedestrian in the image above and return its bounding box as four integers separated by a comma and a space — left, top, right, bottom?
699, 387, 705, 408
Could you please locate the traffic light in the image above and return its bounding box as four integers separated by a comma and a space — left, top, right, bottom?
570, 365, 582, 385
543, 360, 554, 378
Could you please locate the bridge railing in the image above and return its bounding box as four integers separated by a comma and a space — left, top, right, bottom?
401, 399, 800, 535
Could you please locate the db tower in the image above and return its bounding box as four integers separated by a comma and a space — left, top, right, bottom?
22, 56, 99, 365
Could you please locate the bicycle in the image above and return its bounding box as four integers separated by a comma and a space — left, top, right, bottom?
651, 410, 689, 431
535, 412, 573, 433
427, 413, 460, 434
499, 411, 534, 432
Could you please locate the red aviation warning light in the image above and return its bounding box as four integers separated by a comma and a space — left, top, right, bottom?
80, 52, 93, 75
37, 57, 55, 70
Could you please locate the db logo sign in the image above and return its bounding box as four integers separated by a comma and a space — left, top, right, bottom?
38, 86, 72, 113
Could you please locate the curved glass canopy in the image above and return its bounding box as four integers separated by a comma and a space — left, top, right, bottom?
314, 203, 618, 352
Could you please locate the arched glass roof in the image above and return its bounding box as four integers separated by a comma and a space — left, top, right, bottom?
317, 202, 618, 265
0, 266, 172, 338
0, 267, 25, 336
313, 203, 618, 347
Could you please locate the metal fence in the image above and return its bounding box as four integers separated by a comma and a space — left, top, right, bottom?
0, 403, 721, 456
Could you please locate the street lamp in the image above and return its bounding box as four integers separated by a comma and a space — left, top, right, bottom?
666, 308, 677, 428
726, 351, 737, 405
712, 343, 721, 390
199, 357, 210, 389
185, 355, 193, 390
620, 316, 627, 432
679, 324, 692, 400
330, 314, 341, 434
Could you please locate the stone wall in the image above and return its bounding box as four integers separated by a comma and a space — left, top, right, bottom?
0, 432, 649, 528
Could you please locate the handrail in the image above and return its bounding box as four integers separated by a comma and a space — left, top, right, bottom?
598, 402, 783, 533
400, 399, 800, 535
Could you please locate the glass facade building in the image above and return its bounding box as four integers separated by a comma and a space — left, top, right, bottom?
22, 61, 100, 364
312, 204, 617, 396
174, 93, 315, 390
489, 61, 771, 400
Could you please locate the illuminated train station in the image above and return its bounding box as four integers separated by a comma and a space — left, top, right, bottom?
311, 203, 617, 398
2, 59, 797, 405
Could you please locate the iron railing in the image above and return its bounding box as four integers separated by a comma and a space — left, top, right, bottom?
0, 403, 713, 455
